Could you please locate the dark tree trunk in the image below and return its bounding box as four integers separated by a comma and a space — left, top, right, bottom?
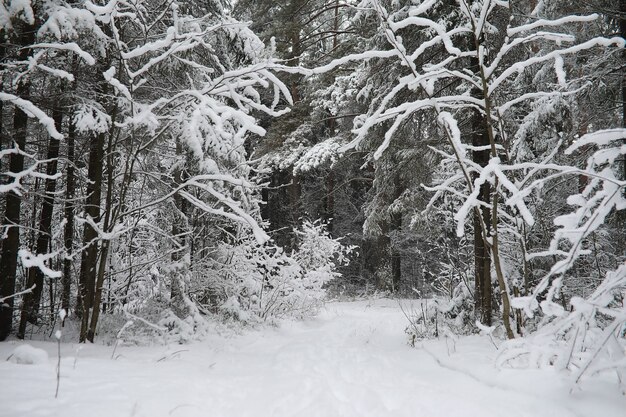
263, 169, 302, 250
376, 230, 391, 291
471, 79, 493, 326
324, 170, 335, 233
390, 212, 402, 293
62, 118, 76, 317
390, 169, 403, 293
288, 169, 302, 247
0, 22, 36, 341
87, 127, 117, 342
17, 106, 62, 337
170, 138, 188, 304
621, 0, 626, 180
77, 129, 105, 342
0, 28, 6, 177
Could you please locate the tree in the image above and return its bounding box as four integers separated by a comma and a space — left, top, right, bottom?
235, 0, 360, 251
307, 0, 623, 337
1, 0, 292, 342
17, 102, 62, 337
0, 0, 80, 340
72, 0, 292, 342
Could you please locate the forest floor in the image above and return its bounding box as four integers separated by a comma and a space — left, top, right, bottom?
1, 298, 624, 417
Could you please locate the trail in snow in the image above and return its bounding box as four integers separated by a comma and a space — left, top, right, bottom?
1, 299, 624, 417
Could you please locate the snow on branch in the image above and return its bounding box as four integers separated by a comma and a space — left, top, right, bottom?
178, 187, 269, 244
28, 42, 96, 65
518, 131, 626, 315
0, 147, 62, 195
18, 249, 62, 279
453, 157, 535, 237
501, 264, 626, 385
0, 93, 63, 140
507, 14, 599, 37
0, 285, 36, 305
566, 129, 626, 154
489, 36, 624, 94
294, 137, 342, 174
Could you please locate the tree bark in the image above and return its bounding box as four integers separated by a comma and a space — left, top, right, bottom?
390, 171, 402, 293
470, 62, 493, 325
87, 125, 117, 342
621, 0, 626, 181
470, 22, 515, 338
62, 117, 76, 318
17, 105, 62, 337
324, 170, 335, 233
0, 22, 36, 341
0, 28, 6, 177
77, 129, 105, 342
288, 169, 302, 248
171, 138, 188, 304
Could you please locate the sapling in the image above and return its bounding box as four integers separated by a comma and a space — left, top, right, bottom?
55, 309, 66, 399
111, 319, 134, 360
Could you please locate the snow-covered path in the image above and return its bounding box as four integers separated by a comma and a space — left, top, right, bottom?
1, 299, 624, 417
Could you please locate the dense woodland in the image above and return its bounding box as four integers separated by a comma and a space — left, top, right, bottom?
0, 0, 625, 378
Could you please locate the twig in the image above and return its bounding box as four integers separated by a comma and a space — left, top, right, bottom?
0, 284, 36, 304
156, 350, 189, 362
55, 330, 61, 398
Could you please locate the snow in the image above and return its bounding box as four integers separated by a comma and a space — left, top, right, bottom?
565, 128, 626, 153
507, 14, 599, 37
1, 299, 624, 417
30, 42, 97, 66
7, 0, 35, 25
554, 55, 567, 87
489, 36, 625, 95
7, 344, 49, 365
18, 249, 62, 279
0, 92, 63, 140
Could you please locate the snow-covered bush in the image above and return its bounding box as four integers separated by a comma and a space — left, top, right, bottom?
292, 220, 354, 280
200, 220, 354, 323
84, 220, 354, 343
405, 282, 475, 345
498, 130, 626, 387
498, 265, 626, 388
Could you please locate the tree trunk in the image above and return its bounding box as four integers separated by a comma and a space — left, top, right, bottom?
470, 22, 515, 338
390, 171, 403, 293
333, 0, 340, 50
171, 138, 188, 304
471, 105, 493, 325
390, 216, 402, 293
288, 169, 302, 248
0, 28, 6, 177
17, 106, 62, 337
62, 118, 76, 318
377, 231, 391, 291
87, 127, 117, 342
77, 129, 105, 342
324, 170, 335, 233
621, 0, 626, 181
0, 22, 36, 341
468, 21, 494, 326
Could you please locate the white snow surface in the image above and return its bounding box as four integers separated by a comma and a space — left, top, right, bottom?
1, 299, 624, 417
7, 344, 49, 365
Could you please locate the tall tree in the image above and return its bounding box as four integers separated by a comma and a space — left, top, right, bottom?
17, 103, 62, 337
0, 14, 37, 341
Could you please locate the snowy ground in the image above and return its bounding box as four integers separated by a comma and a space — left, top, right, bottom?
1, 299, 624, 417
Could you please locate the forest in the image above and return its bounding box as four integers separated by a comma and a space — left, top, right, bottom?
0, 0, 625, 411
